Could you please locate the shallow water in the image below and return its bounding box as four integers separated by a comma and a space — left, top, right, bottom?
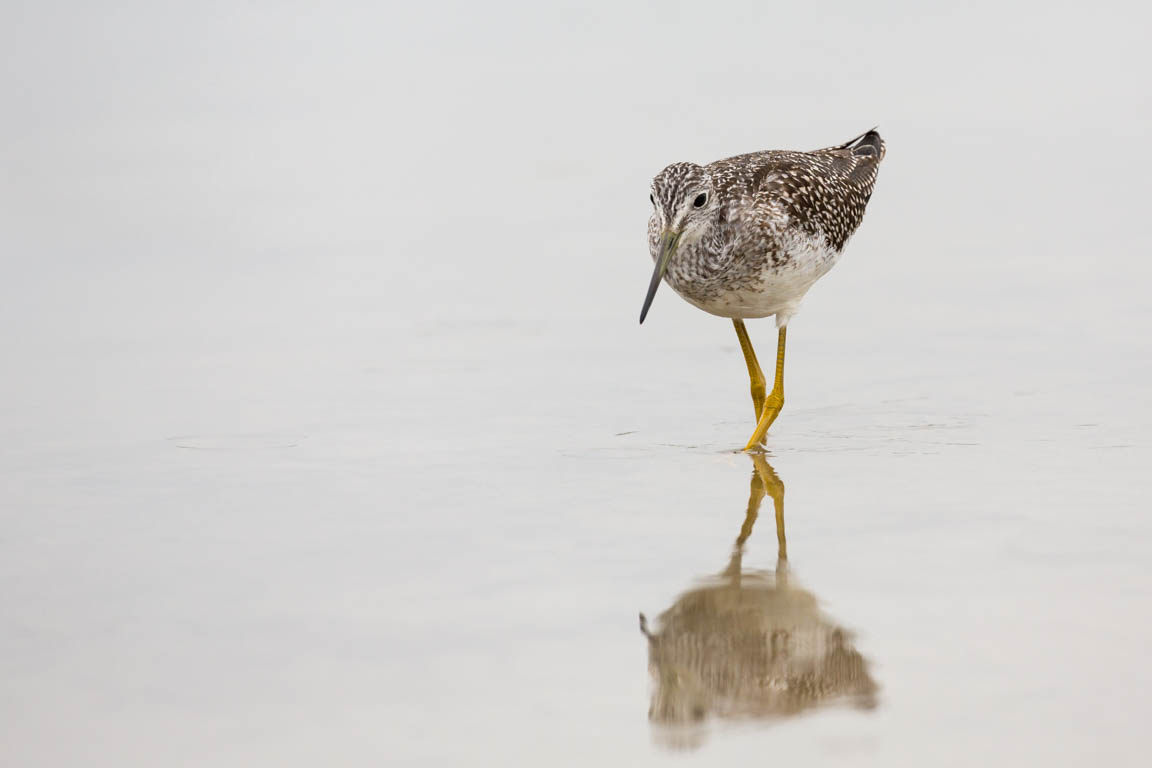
3, 257, 1149, 766
3, 2, 1151, 766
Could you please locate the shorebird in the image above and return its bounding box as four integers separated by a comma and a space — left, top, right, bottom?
640, 129, 885, 450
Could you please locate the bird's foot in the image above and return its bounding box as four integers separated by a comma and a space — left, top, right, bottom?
743, 394, 783, 451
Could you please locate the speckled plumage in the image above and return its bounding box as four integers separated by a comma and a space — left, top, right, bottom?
647, 130, 885, 326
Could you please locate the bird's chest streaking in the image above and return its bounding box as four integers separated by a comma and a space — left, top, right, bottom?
651, 223, 842, 323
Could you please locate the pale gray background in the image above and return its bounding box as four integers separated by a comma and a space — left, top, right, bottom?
2, 1, 1150, 766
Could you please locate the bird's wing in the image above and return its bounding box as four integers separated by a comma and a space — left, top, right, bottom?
745, 148, 881, 250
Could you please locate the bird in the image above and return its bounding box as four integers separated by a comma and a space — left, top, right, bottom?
640, 129, 885, 450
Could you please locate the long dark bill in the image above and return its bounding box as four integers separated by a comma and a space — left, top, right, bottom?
639, 230, 680, 324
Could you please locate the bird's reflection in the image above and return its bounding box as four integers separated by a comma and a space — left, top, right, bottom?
640, 455, 877, 748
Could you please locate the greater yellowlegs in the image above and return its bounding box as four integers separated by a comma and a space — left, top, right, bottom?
640, 129, 885, 449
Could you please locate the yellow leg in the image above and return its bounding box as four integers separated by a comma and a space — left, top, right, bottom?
732, 319, 766, 421
743, 327, 786, 450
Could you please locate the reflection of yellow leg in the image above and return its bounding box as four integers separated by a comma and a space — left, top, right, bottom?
743, 327, 786, 450
736, 459, 766, 547
732, 319, 766, 421
751, 455, 787, 563
728, 458, 767, 583
729, 456, 787, 583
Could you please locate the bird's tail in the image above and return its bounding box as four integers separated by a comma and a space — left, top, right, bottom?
832, 128, 885, 160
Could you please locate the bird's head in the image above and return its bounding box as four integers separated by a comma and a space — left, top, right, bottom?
641, 162, 716, 324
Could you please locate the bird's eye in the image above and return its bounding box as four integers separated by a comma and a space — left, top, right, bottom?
650, 193, 655, 205
693, 193, 708, 208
